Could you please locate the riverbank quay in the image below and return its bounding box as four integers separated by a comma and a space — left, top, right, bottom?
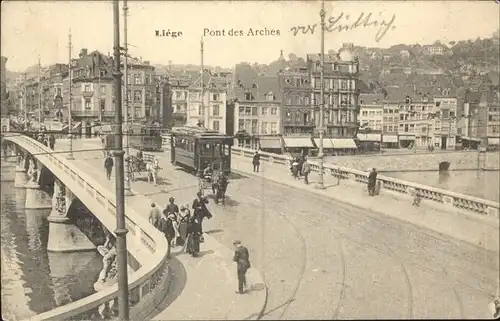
231, 153, 500, 253
65, 148, 267, 320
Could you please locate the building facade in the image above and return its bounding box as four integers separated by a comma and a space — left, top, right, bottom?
169, 77, 190, 126
155, 74, 171, 128
358, 93, 384, 131
186, 72, 228, 134
433, 96, 458, 150
307, 48, 360, 138
123, 58, 157, 122
397, 93, 437, 148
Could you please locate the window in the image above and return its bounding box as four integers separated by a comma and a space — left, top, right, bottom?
84, 98, 91, 109
341, 80, 347, 90
261, 121, 269, 134
239, 107, 245, 115
362, 111, 368, 116
213, 105, 219, 116
146, 91, 153, 99
145, 74, 151, 85
134, 90, 142, 102
213, 120, 220, 131
271, 122, 277, 134
212, 93, 219, 101
251, 119, 258, 134
134, 74, 142, 85
135, 107, 141, 118
266, 93, 275, 101
84, 84, 91, 92
100, 99, 106, 111
238, 119, 244, 130
271, 107, 277, 115
245, 107, 252, 116
400, 114, 404, 121
100, 85, 106, 94
245, 93, 253, 100
252, 107, 258, 116
262, 107, 268, 115
145, 107, 151, 117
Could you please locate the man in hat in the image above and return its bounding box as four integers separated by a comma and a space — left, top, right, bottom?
158, 210, 176, 258
104, 153, 114, 180
252, 151, 261, 172
192, 192, 211, 232
233, 240, 251, 294
148, 203, 161, 229
165, 197, 179, 220
367, 168, 378, 196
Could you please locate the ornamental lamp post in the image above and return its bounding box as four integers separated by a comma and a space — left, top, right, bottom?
315, 0, 326, 190
67, 30, 75, 160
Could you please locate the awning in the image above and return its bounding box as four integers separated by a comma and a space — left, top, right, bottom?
488, 137, 500, 145
357, 133, 381, 142
330, 138, 358, 149
283, 137, 315, 148
398, 135, 415, 140
461, 136, 481, 142
313, 138, 335, 149
382, 135, 398, 143
259, 138, 282, 149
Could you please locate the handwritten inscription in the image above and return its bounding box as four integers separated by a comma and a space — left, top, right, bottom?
203, 28, 280, 37
290, 12, 396, 42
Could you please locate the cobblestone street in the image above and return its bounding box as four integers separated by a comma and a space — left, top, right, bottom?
61, 140, 498, 319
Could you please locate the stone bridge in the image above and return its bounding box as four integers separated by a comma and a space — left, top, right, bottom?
2, 133, 170, 321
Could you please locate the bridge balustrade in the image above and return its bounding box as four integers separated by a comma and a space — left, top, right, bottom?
230, 146, 500, 219
4, 133, 170, 321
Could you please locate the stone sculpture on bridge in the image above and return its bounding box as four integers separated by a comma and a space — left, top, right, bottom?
26, 158, 38, 185
52, 178, 67, 216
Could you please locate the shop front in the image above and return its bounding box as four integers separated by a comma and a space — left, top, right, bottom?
283, 137, 315, 157
258, 136, 284, 154
398, 134, 416, 148
330, 138, 358, 155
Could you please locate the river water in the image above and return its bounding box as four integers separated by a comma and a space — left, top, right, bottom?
0, 163, 102, 321
383, 170, 499, 202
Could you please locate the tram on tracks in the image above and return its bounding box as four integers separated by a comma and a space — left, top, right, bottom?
170, 126, 233, 177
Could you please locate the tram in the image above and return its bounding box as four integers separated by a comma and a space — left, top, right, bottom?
170, 126, 233, 176
128, 123, 162, 151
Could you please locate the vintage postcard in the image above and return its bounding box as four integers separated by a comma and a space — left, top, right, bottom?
1, 1, 499, 320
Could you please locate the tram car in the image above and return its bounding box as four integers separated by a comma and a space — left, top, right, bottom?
128, 123, 162, 151
170, 126, 233, 176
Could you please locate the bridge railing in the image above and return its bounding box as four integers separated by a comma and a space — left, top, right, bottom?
231, 146, 500, 219
5, 133, 170, 321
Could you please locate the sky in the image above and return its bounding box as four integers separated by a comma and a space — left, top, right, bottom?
1, 0, 499, 72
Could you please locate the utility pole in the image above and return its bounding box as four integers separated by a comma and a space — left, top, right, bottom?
315, 0, 326, 190
98, 71, 102, 122
38, 57, 42, 125
67, 30, 74, 160
122, 0, 132, 194
200, 38, 204, 128
112, 1, 130, 319
23, 72, 27, 128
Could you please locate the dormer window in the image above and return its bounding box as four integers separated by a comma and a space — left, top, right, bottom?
405, 95, 411, 104
266, 92, 275, 101
245, 93, 253, 100
316, 62, 320, 69
360, 99, 364, 105
252, 84, 257, 88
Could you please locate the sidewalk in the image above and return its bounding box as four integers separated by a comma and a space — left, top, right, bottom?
231, 155, 500, 253
69, 154, 267, 320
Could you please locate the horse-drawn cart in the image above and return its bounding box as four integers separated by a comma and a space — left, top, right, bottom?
198, 170, 229, 204
127, 152, 161, 184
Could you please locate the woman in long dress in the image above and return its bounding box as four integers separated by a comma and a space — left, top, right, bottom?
185, 216, 202, 257
177, 205, 190, 246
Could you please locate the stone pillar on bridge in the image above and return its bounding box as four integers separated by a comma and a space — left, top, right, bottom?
47, 179, 97, 252
24, 158, 52, 209
14, 150, 28, 188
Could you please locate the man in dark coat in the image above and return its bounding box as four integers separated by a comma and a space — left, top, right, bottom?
252, 151, 260, 172
48, 134, 56, 150
165, 197, 179, 220
158, 212, 175, 259
367, 168, 377, 196
233, 240, 251, 294
192, 192, 211, 232
104, 153, 114, 180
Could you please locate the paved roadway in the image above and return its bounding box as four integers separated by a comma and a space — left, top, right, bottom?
54, 140, 498, 319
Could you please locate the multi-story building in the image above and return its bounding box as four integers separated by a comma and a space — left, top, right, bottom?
232, 75, 282, 151
358, 93, 384, 131
433, 96, 458, 150
1, 57, 8, 115
169, 77, 190, 126
62, 49, 115, 135
459, 91, 483, 148
486, 92, 500, 148
155, 74, 171, 128
307, 48, 360, 139
381, 92, 400, 148
186, 72, 228, 133
123, 57, 157, 122
396, 90, 437, 148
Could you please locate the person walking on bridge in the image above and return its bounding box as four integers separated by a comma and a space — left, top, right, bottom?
368, 168, 378, 196
104, 153, 114, 180
252, 151, 261, 172
149, 203, 161, 229
48, 134, 55, 150
302, 158, 311, 185
233, 240, 251, 294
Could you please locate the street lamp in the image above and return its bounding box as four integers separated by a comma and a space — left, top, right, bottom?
315, 0, 326, 190
67, 30, 75, 160
122, 0, 132, 194
112, 1, 130, 319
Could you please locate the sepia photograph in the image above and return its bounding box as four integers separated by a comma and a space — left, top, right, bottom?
1, 0, 499, 320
